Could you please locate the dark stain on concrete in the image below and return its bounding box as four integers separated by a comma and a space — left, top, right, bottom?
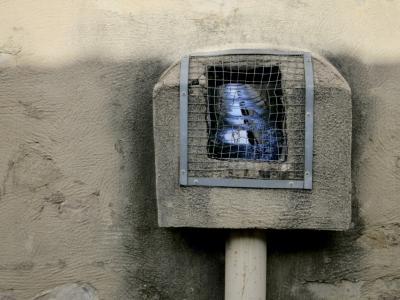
103, 58, 225, 299
44, 191, 66, 205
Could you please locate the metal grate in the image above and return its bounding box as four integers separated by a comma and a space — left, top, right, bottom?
180, 50, 313, 189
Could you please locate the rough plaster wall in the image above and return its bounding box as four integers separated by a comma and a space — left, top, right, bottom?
0, 0, 399, 299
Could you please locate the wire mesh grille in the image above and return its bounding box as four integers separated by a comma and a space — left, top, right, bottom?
186, 54, 306, 180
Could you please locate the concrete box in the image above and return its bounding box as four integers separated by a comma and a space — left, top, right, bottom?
153, 49, 351, 230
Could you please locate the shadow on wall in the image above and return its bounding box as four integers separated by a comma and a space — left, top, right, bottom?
267, 54, 400, 300
0, 57, 225, 300
0, 53, 399, 300
112, 58, 226, 300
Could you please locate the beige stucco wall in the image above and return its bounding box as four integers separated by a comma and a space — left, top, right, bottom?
0, 1, 399, 299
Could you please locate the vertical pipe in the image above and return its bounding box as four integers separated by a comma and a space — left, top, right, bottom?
225, 230, 267, 300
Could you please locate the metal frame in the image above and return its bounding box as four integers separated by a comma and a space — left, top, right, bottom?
303, 52, 314, 189
179, 49, 314, 189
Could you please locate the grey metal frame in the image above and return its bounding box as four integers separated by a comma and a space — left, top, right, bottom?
179, 56, 189, 186
303, 52, 314, 189
179, 49, 314, 189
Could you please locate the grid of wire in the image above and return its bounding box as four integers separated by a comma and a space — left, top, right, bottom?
186, 54, 305, 180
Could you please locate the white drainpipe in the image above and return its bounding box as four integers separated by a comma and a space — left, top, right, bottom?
225, 230, 267, 300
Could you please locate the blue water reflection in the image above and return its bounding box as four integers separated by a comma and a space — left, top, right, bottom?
208, 83, 283, 161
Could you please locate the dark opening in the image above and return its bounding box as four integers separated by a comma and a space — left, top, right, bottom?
206, 65, 287, 161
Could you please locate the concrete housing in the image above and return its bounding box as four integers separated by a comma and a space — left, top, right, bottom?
154, 52, 352, 230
